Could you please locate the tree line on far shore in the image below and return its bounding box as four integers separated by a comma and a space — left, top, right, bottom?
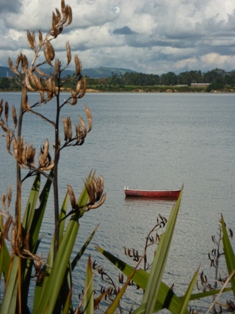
0, 67, 235, 92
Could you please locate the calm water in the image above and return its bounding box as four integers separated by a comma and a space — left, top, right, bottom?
0, 92, 235, 312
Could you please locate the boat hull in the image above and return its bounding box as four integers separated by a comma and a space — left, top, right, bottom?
124, 188, 180, 199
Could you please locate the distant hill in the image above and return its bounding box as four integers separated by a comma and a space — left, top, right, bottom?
0, 66, 136, 78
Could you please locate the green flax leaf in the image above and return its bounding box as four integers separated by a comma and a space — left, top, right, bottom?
176, 267, 199, 314
83, 255, 94, 314
221, 215, 235, 296
142, 189, 183, 314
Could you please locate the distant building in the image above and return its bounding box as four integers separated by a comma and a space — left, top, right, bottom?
191, 83, 210, 87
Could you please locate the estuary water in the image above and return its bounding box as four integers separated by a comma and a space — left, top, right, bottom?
0, 92, 235, 312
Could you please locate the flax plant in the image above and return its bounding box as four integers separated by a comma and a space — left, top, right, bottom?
0, 1, 106, 313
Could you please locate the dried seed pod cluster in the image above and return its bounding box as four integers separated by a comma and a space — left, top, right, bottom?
38, 139, 54, 171
84, 173, 106, 210
51, 0, 72, 38
62, 106, 92, 146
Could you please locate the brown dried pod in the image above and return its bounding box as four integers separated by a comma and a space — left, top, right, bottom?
69, 97, 77, 106
66, 42, 71, 65
0, 99, 3, 116
21, 143, 28, 165
1, 194, 6, 211
22, 55, 29, 73
12, 106, 17, 128
12, 137, 18, 159
22, 91, 30, 111
8, 57, 19, 75
66, 5, 72, 26
66, 117, 72, 140
15, 53, 23, 73
74, 55, 82, 77
27, 30, 36, 50
26, 145, 35, 165
87, 194, 106, 210
61, 0, 65, 12
0, 120, 8, 132
62, 117, 68, 141
55, 8, 61, 22
28, 71, 39, 90
6, 130, 12, 154
78, 116, 86, 132
75, 80, 81, 95
11, 226, 17, 252
7, 186, 12, 208
44, 41, 55, 66
54, 59, 60, 78
25, 73, 35, 92
67, 185, 76, 209
3, 216, 13, 240
78, 77, 86, 99
4, 102, 9, 123
38, 30, 43, 46
85, 106, 92, 132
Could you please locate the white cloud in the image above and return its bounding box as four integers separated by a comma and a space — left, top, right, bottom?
0, 0, 235, 74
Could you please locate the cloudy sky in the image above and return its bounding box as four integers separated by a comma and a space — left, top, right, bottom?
1, 0, 235, 74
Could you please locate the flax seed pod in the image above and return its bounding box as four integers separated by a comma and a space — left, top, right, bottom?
66, 6, 72, 26
5, 102, 9, 123
27, 30, 36, 50
21, 55, 28, 73
26, 145, 35, 165
12, 137, 18, 159
55, 8, 61, 22
78, 116, 86, 133
15, 53, 23, 73
28, 71, 39, 90
78, 77, 86, 99
67, 185, 76, 209
66, 117, 72, 140
0, 99, 3, 116
75, 80, 81, 95
1, 194, 6, 211
54, 59, 60, 78
6, 130, 12, 154
38, 30, 43, 46
43, 139, 49, 162
22, 143, 27, 165
66, 42, 71, 65
3, 216, 13, 240
11, 225, 17, 252
74, 55, 82, 77
85, 106, 92, 132
12, 106, 17, 128
8, 57, 19, 75
25, 73, 35, 92
22, 90, 30, 111
62, 117, 68, 141
7, 187, 12, 208
44, 41, 55, 66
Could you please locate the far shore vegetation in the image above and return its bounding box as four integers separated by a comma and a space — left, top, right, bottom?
1, 68, 235, 93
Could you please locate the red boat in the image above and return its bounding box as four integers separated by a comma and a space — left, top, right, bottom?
124, 187, 180, 199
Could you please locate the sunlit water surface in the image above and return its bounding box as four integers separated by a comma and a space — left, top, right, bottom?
0, 92, 235, 312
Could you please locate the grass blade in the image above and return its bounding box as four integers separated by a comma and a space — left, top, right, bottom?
221, 215, 235, 296
71, 224, 99, 270
176, 267, 199, 314
142, 189, 183, 313
83, 255, 94, 314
